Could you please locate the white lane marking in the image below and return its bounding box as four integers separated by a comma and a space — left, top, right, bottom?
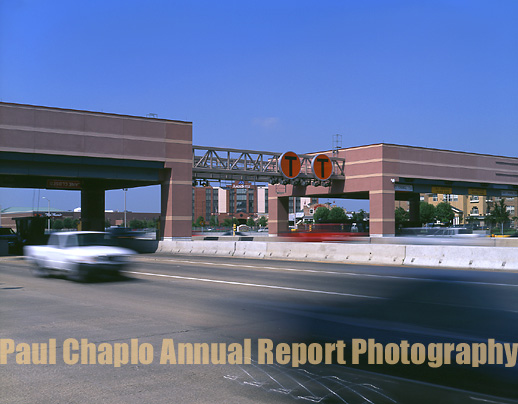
125, 270, 387, 300
143, 259, 518, 288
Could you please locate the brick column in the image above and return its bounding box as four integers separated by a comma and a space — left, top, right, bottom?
160, 165, 192, 240
268, 192, 290, 236
81, 187, 105, 231
369, 189, 395, 237
408, 192, 421, 227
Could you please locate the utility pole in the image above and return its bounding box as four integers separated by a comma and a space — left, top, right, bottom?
42, 197, 51, 232
123, 189, 128, 227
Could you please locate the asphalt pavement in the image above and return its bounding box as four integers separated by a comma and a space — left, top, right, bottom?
2, 254, 518, 404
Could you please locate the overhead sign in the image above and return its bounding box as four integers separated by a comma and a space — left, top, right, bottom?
47, 179, 82, 190
501, 190, 518, 197
311, 154, 333, 180
431, 186, 452, 194
394, 184, 413, 192
231, 181, 252, 189
468, 188, 487, 196
279, 151, 301, 179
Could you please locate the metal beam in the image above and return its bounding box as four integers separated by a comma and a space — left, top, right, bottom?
192, 146, 345, 182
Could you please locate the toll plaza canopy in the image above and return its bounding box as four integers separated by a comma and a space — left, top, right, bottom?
0, 102, 192, 238
269, 144, 518, 236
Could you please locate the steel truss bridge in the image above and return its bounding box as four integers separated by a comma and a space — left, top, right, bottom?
192, 146, 345, 186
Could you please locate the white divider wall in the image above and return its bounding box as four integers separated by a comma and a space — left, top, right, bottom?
157, 240, 518, 271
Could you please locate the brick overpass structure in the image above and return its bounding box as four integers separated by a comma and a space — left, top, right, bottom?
269, 144, 518, 236
2, 102, 518, 238
0, 102, 192, 239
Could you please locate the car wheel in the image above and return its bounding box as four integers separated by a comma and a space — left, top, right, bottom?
31, 261, 50, 278
68, 264, 88, 282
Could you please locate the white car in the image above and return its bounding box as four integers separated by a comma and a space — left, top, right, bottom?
24, 231, 135, 281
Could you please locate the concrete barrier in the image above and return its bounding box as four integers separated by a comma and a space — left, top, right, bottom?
212, 241, 237, 256
265, 242, 292, 260
404, 245, 518, 270
157, 239, 518, 271
157, 240, 194, 254
234, 242, 267, 258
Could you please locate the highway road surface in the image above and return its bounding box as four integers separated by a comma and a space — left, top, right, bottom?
2, 254, 518, 404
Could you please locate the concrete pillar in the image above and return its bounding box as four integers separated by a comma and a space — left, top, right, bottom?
268, 195, 290, 235
81, 187, 105, 231
160, 167, 192, 239
369, 189, 395, 237
408, 193, 421, 226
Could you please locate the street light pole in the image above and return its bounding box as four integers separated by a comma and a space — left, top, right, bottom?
123, 188, 128, 227
42, 197, 50, 232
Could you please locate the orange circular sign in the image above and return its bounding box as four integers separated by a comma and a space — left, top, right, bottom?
279, 151, 301, 179
311, 154, 333, 180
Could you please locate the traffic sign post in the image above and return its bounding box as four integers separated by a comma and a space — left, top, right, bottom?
279, 151, 301, 179
311, 154, 333, 180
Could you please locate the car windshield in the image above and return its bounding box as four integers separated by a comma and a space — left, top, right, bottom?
76, 233, 113, 246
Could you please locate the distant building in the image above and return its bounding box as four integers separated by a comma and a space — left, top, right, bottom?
192, 181, 317, 224
0, 207, 159, 230
396, 193, 518, 227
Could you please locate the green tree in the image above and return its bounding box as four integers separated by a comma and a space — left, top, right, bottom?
146, 218, 158, 229
487, 198, 510, 234
222, 218, 238, 227
129, 219, 145, 229
435, 202, 454, 225
328, 207, 347, 223
104, 219, 111, 228
52, 219, 64, 230
351, 209, 366, 223
395, 207, 409, 228
194, 216, 205, 227
246, 217, 255, 227
419, 202, 436, 225
257, 216, 268, 227
209, 215, 219, 227
63, 217, 75, 229
313, 206, 330, 223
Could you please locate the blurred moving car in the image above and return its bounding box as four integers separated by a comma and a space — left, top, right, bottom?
106, 227, 145, 240
24, 231, 135, 281
221, 231, 248, 236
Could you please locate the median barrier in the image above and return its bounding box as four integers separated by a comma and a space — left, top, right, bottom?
157, 240, 194, 254
157, 239, 518, 271
403, 245, 444, 268
403, 245, 518, 270
190, 241, 219, 255
369, 244, 406, 265
212, 241, 237, 256
265, 242, 292, 259
233, 241, 267, 258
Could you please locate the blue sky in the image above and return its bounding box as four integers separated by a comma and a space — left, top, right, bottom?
1, 0, 517, 212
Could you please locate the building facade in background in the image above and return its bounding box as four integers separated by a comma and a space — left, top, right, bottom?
0, 207, 159, 230
396, 193, 518, 227
192, 181, 317, 224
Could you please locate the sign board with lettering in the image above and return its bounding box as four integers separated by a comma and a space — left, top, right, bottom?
279, 151, 301, 179
501, 190, 518, 197
311, 154, 333, 180
47, 180, 82, 190
468, 188, 487, 196
394, 184, 413, 192
431, 186, 452, 194
231, 181, 252, 189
